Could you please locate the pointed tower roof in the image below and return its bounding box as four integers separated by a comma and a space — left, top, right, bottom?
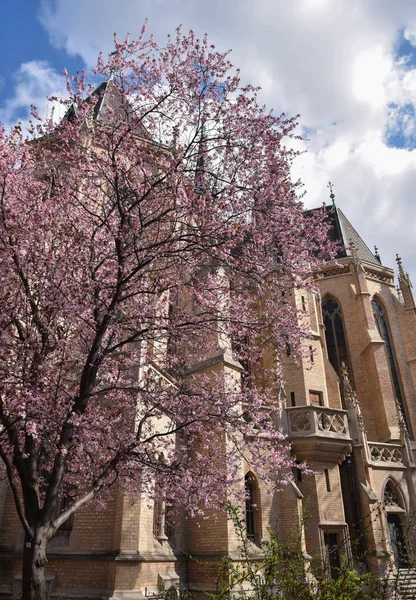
306, 203, 381, 266
64, 79, 122, 125
336, 208, 380, 266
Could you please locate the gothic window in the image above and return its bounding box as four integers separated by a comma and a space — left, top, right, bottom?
371, 297, 408, 429
322, 296, 351, 378
245, 473, 260, 543
384, 480, 402, 508
384, 480, 408, 568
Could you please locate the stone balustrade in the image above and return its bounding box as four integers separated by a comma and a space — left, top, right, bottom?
368, 442, 404, 465
286, 406, 350, 438
285, 406, 352, 462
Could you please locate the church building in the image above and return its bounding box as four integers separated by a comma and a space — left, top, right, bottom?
1, 195, 416, 599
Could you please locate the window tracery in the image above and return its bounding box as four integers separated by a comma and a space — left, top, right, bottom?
384, 481, 402, 508
322, 296, 351, 379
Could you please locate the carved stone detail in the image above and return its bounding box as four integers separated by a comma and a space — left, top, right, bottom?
290, 411, 312, 432
369, 443, 403, 464
317, 412, 346, 434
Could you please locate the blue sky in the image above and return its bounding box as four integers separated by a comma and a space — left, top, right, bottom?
0, 3, 78, 99
1, 0, 416, 284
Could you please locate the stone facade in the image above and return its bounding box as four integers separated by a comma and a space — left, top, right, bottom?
1, 206, 416, 598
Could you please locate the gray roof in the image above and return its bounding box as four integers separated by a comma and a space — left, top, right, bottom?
336, 208, 380, 266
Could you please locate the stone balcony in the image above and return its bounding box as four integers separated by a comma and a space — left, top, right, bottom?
285, 406, 352, 462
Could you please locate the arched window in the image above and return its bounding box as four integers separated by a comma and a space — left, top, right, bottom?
245, 473, 260, 543
384, 480, 403, 509
371, 297, 408, 430
322, 296, 351, 379
383, 479, 408, 568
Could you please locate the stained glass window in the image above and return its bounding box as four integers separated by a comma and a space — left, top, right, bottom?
322, 296, 351, 378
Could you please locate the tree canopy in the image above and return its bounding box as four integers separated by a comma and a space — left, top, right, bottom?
0, 26, 334, 600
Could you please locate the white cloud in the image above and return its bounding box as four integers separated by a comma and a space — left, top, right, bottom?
30, 0, 416, 282
0, 60, 67, 133
351, 46, 392, 108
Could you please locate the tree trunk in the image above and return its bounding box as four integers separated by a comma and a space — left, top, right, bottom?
22, 530, 49, 600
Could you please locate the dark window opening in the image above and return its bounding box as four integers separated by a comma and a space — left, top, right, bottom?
290, 392, 296, 407
286, 343, 291, 357
322, 297, 351, 379
324, 532, 341, 579
301, 295, 307, 311
245, 474, 259, 541
164, 503, 175, 540
387, 513, 409, 569
325, 469, 331, 492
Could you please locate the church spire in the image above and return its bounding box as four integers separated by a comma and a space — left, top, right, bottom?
396, 254, 415, 309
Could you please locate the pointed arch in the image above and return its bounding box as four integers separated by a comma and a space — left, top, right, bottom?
322, 295, 352, 380
383, 477, 406, 511
371, 296, 409, 432
383, 478, 409, 568
245, 472, 261, 544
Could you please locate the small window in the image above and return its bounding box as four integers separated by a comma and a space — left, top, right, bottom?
245, 473, 260, 543
325, 469, 331, 492
301, 295, 307, 312
290, 392, 296, 407
309, 345, 314, 363
164, 503, 175, 539
286, 343, 291, 357
309, 390, 323, 406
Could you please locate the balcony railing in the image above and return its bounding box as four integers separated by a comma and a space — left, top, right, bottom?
368, 442, 404, 465
286, 406, 350, 439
